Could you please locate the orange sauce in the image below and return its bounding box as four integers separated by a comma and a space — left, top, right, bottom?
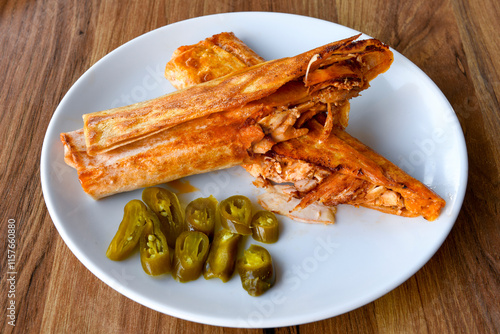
165, 179, 199, 194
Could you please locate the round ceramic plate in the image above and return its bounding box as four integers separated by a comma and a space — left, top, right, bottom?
41, 12, 467, 328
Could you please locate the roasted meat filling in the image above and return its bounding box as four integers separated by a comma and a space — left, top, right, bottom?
244, 153, 407, 214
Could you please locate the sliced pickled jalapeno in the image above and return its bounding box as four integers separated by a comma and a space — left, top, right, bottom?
172, 231, 210, 283
185, 195, 218, 239
140, 214, 171, 276
203, 229, 242, 282
219, 195, 253, 235
142, 187, 184, 248
251, 211, 279, 244
106, 200, 151, 261
237, 244, 275, 296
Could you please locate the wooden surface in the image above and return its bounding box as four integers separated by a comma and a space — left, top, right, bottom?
1, 0, 499, 333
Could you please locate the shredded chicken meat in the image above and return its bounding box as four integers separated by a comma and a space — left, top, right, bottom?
244, 153, 408, 216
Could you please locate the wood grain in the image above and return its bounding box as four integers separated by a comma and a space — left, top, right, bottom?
1, 0, 499, 333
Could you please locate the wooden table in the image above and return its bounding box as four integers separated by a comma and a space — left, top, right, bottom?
1, 0, 498, 333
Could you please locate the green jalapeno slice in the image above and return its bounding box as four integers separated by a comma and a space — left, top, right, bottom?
142, 187, 184, 248
139, 213, 171, 276
251, 211, 279, 244
172, 231, 210, 283
203, 229, 241, 282
219, 195, 252, 235
185, 195, 218, 239
237, 244, 275, 296
106, 200, 151, 261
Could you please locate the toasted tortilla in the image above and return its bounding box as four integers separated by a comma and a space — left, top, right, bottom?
62, 110, 264, 199
82, 34, 393, 155
270, 120, 446, 220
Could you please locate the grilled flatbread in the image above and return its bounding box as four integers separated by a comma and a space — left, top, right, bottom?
61, 109, 264, 199
82, 35, 392, 155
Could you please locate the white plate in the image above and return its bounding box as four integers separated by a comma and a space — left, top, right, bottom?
41, 12, 468, 328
